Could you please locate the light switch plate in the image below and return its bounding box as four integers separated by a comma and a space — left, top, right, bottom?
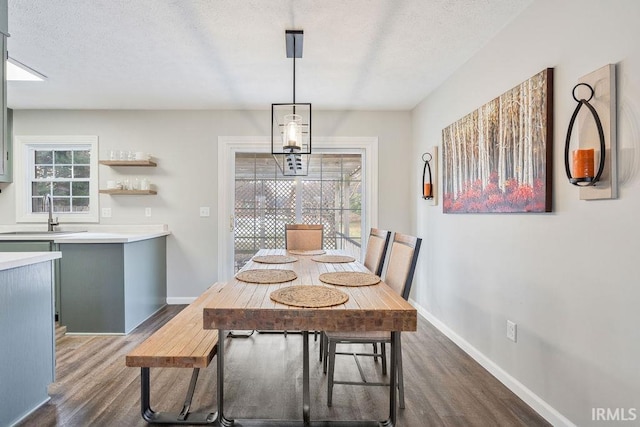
101, 208, 112, 218
145, 207, 152, 217
200, 207, 210, 217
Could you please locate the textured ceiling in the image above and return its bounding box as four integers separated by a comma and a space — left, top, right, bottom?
6, 0, 531, 110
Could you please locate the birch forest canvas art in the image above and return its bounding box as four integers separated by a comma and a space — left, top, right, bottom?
442, 68, 553, 213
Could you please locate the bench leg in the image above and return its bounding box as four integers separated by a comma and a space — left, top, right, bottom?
140, 367, 219, 425
178, 368, 201, 421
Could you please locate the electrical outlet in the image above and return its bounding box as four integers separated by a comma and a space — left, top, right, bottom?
199, 207, 210, 217
145, 207, 152, 217
506, 320, 517, 342
101, 208, 112, 218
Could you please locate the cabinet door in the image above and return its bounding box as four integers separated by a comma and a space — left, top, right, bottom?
0, 108, 12, 182
0, 35, 7, 180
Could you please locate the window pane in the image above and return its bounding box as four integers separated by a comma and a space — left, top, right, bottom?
35, 150, 53, 164
32, 182, 51, 197
31, 197, 46, 213
348, 211, 362, 240
71, 198, 90, 212
348, 182, 361, 211
321, 181, 340, 208
35, 165, 54, 179
53, 182, 70, 196
55, 151, 72, 164
54, 166, 72, 178
53, 198, 71, 213
25, 140, 96, 217
73, 165, 90, 178
74, 150, 91, 164
302, 181, 321, 209
72, 182, 90, 196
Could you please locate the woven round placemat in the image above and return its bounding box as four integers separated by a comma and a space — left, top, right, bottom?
252, 255, 298, 264
311, 254, 356, 263
319, 271, 381, 287
235, 269, 297, 284
287, 249, 326, 256
270, 285, 349, 308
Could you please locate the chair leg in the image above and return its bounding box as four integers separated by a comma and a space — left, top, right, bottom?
397, 336, 405, 409
319, 332, 323, 362
327, 340, 337, 407
372, 343, 379, 362
381, 342, 387, 375
323, 334, 329, 373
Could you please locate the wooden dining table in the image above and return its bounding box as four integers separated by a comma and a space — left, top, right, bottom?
202, 249, 417, 426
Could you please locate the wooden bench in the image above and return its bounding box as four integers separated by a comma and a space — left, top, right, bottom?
126, 284, 220, 425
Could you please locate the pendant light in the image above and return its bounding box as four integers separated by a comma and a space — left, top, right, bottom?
271, 30, 312, 176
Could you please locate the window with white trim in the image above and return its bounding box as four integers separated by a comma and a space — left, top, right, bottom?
15, 136, 100, 223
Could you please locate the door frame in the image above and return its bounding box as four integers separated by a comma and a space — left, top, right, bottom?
217, 136, 378, 281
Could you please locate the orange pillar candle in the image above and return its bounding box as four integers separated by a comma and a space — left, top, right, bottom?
573, 149, 594, 178
423, 183, 432, 198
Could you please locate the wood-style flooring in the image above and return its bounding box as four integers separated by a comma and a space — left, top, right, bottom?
18, 305, 550, 427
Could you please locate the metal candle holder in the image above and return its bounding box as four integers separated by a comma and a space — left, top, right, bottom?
564, 83, 606, 186
422, 152, 433, 199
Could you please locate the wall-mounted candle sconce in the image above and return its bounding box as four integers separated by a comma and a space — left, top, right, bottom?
421, 146, 438, 205
564, 83, 606, 186
422, 152, 433, 199
564, 64, 617, 200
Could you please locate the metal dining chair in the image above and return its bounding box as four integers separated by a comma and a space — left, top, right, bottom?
324, 232, 422, 408
285, 224, 324, 250
268, 224, 324, 339
319, 228, 391, 362
363, 228, 391, 276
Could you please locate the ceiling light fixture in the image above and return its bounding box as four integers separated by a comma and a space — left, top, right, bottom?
271, 30, 311, 176
7, 56, 46, 81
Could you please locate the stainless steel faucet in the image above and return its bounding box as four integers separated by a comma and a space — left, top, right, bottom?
43, 194, 60, 232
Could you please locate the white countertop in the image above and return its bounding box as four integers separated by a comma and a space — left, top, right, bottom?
57, 231, 170, 243
0, 231, 170, 243
0, 225, 171, 244
0, 252, 62, 272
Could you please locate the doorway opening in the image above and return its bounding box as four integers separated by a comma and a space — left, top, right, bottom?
234, 153, 363, 272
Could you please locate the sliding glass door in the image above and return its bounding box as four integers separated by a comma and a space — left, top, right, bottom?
234, 153, 362, 272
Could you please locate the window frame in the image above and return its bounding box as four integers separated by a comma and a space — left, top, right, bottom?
15, 135, 100, 224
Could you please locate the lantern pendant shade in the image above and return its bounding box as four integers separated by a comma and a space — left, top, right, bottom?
272, 103, 312, 176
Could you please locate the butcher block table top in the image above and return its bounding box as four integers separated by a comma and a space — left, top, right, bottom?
203, 249, 417, 333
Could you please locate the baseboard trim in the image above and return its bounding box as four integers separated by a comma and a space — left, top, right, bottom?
9, 397, 50, 427
409, 299, 575, 427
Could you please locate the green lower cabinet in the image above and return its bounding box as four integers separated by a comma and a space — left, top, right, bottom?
0, 260, 55, 427
58, 237, 167, 334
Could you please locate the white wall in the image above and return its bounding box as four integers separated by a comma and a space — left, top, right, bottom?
411, 0, 640, 425
0, 109, 412, 299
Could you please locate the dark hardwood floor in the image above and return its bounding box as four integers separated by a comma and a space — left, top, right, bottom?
19, 305, 550, 426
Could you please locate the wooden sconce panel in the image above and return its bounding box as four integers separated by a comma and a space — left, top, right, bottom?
578, 64, 617, 200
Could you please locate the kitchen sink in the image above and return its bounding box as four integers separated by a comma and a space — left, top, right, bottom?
0, 231, 87, 235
